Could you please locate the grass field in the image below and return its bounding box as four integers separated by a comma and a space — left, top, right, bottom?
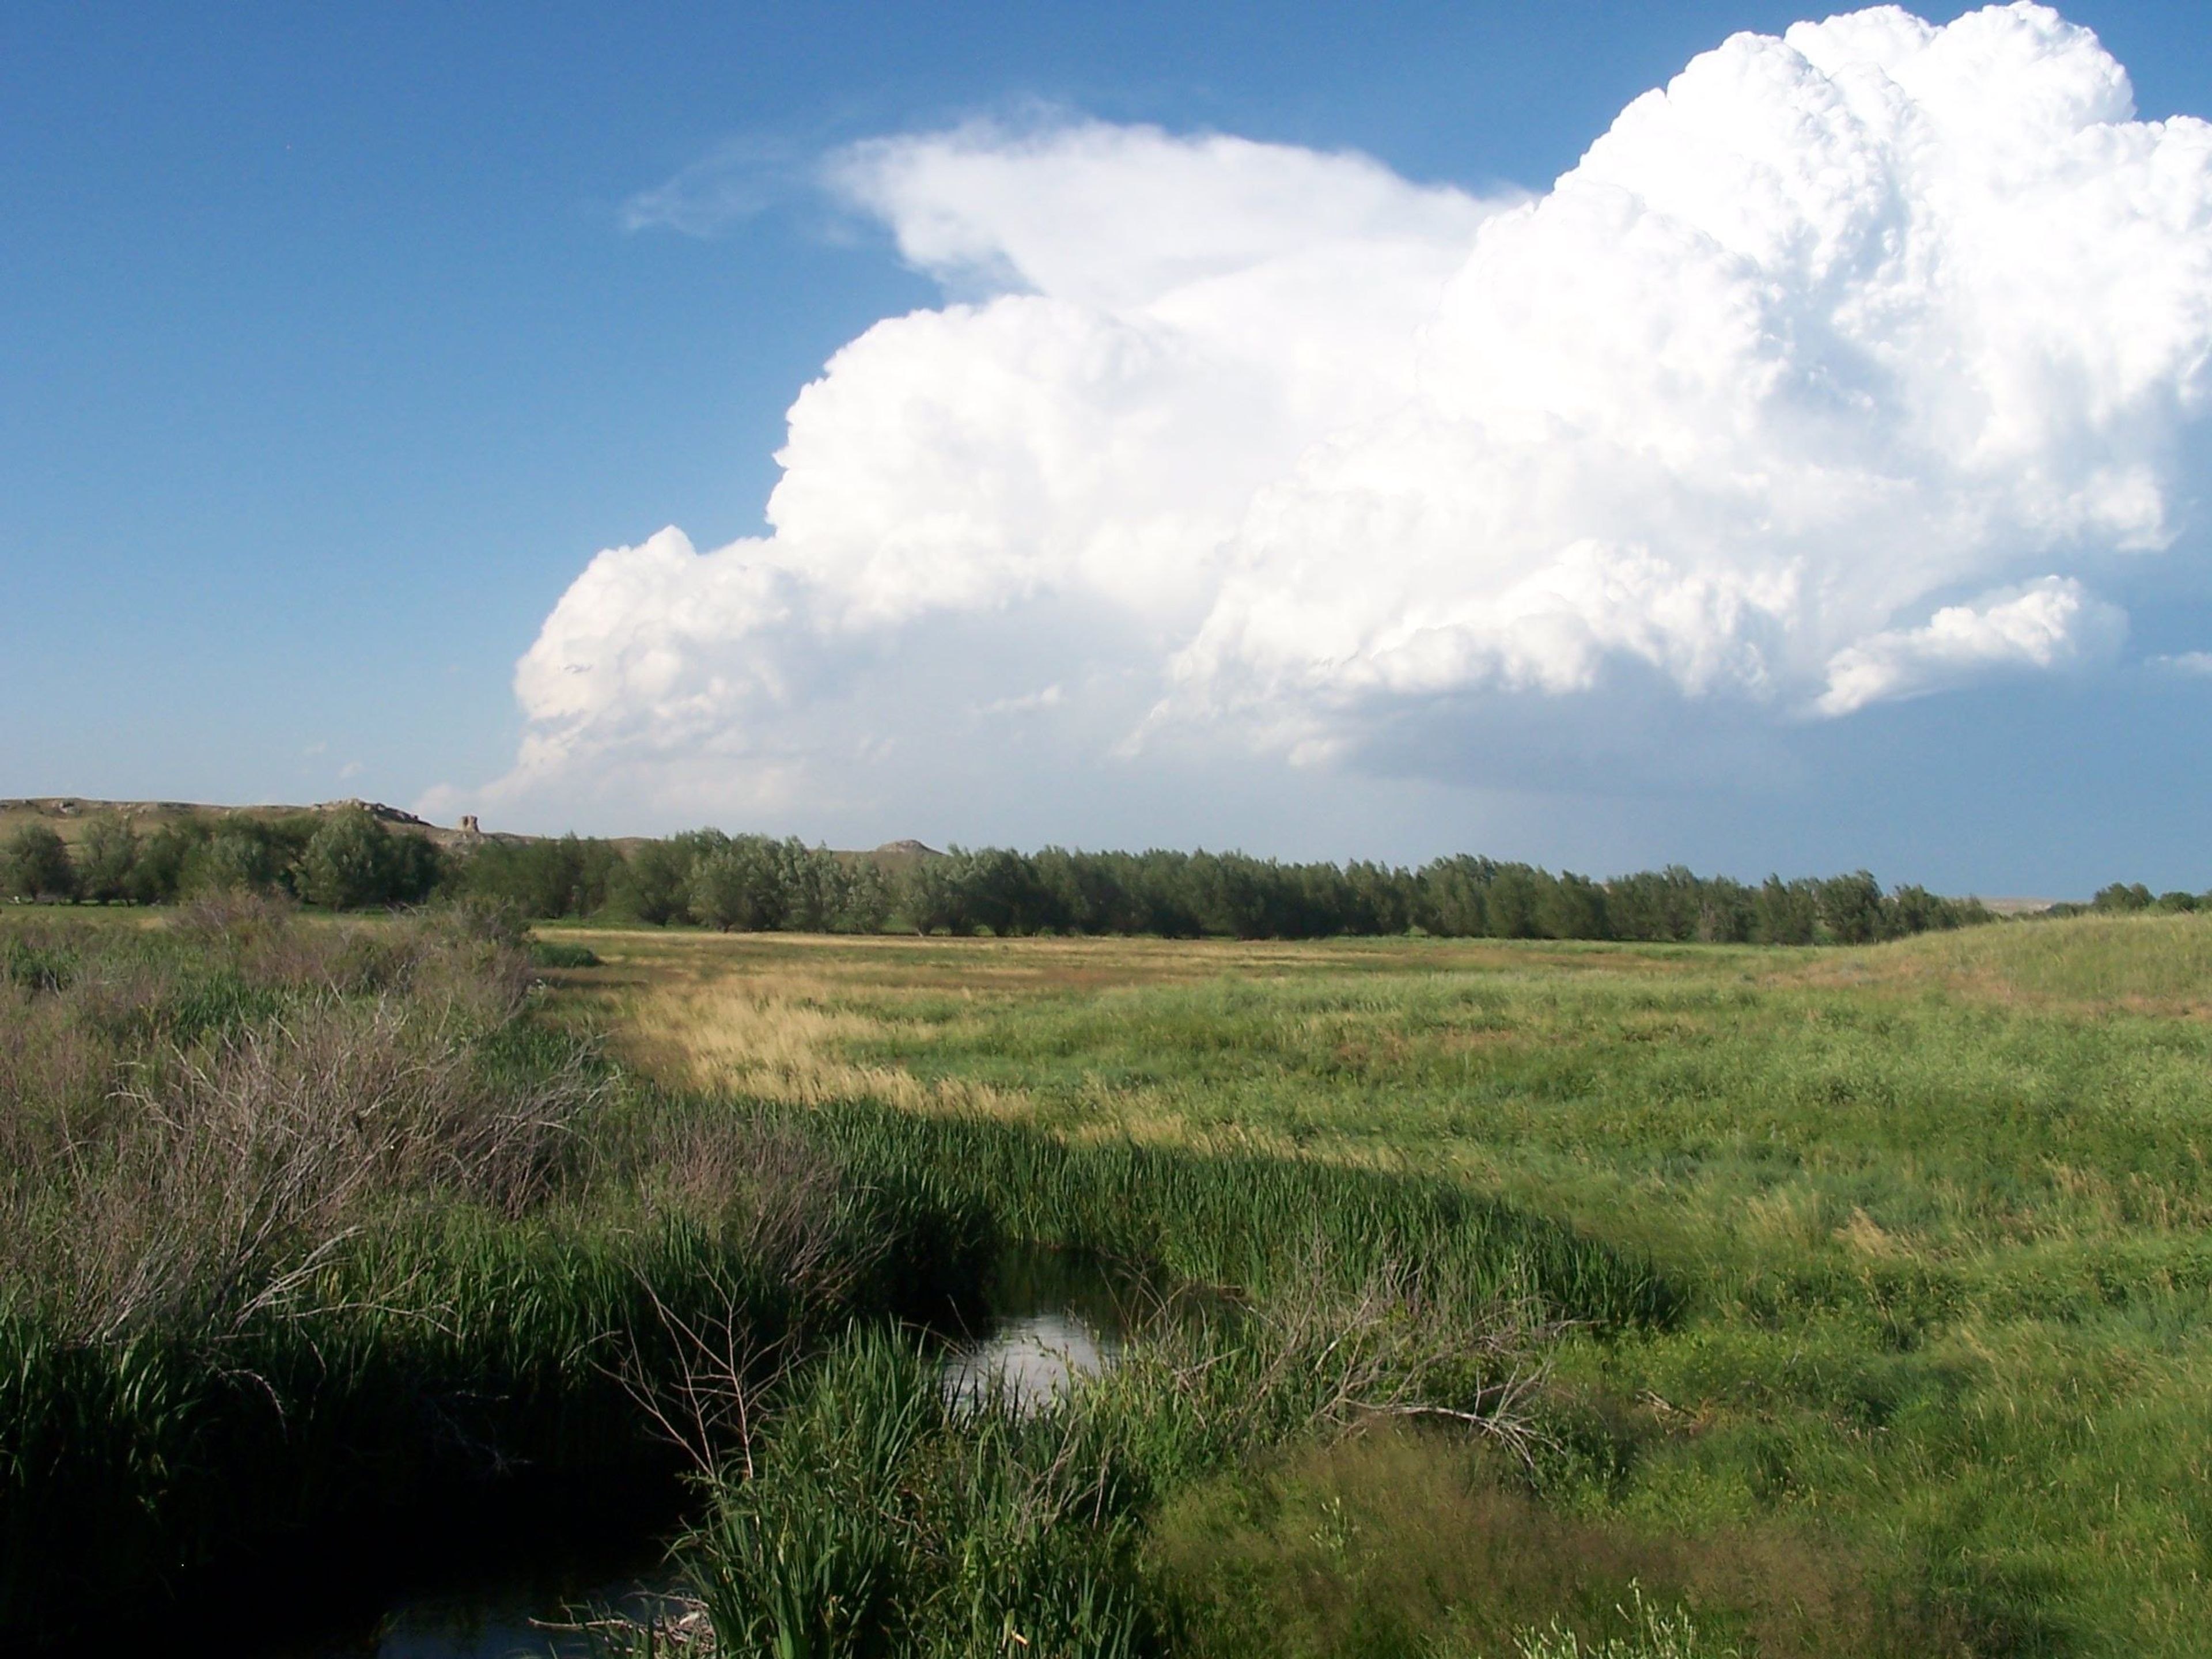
9, 904, 2207, 1653
544, 915, 2212, 1657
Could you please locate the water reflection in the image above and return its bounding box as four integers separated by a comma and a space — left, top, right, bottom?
940, 1245, 1135, 1413
285, 1575, 689, 1659
942, 1309, 1120, 1412
278, 1245, 1154, 1656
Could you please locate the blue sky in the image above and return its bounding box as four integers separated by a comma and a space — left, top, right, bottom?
5, 2, 2211, 893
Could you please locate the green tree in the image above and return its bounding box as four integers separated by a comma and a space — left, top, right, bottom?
839, 857, 896, 933
2092, 882, 2154, 914
75, 816, 140, 903
1753, 875, 1819, 945
775, 840, 849, 932
460, 834, 619, 917
1889, 884, 1964, 934
1416, 856, 1494, 938
615, 835, 704, 924
1696, 877, 1757, 943
294, 805, 440, 908
1, 824, 78, 901
1537, 872, 1609, 940
1485, 866, 1543, 940
690, 835, 791, 931
1816, 871, 1890, 945
127, 823, 201, 903
182, 826, 285, 896
901, 855, 965, 935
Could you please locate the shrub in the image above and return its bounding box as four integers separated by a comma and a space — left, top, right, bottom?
181, 825, 286, 897
294, 805, 441, 909
1, 824, 77, 902
528, 938, 602, 969
74, 816, 140, 903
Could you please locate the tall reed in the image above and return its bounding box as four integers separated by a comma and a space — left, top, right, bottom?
0, 903, 970, 1641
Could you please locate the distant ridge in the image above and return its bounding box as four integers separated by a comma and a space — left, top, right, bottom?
0, 797, 503, 850
0, 799, 956, 863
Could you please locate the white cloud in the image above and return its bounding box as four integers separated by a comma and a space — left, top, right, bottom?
1815, 577, 2125, 713
2150, 650, 2212, 676
477, 4, 2212, 827
976, 684, 1063, 716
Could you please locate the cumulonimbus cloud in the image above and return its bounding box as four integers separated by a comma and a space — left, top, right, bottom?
483, 3, 2212, 819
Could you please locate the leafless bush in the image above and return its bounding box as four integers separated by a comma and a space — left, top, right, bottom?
39, 996, 597, 1344
638, 1113, 884, 1309
172, 891, 536, 1019
619, 1268, 793, 1482
169, 889, 301, 953
615, 1114, 891, 1478
1, 902, 596, 1348
1126, 1237, 1563, 1472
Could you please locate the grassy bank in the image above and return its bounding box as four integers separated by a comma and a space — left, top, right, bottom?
555, 916, 2212, 1657
1, 903, 1645, 1651
0, 902, 974, 1642
13, 904, 2202, 1650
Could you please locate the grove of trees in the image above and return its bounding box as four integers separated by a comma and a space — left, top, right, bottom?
1, 806, 442, 910
22, 808, 2199, 946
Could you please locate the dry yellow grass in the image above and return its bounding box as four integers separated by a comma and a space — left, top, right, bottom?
550, 927, 1518, 1137
550, 916, 2212, 1154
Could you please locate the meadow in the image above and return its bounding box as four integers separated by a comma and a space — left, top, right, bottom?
5, 902, 2208, 1654
550, 916, 2212, 1657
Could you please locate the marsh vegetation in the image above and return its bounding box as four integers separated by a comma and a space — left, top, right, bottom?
563, 916, 2212, 1657
5, 901, 2209, 1654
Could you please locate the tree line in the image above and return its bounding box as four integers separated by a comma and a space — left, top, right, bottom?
1, 810, 2025, 945
0, 806, 442, 910
2077, 883, 2210, 916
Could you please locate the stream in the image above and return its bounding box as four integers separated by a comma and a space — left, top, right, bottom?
270, 1245, 1137, 1658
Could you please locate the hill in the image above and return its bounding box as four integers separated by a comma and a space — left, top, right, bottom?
0, 796, 505, 851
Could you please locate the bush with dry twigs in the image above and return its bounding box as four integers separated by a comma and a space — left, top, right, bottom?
0, 899, 948, 1644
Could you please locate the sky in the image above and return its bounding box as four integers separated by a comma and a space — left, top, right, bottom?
5, 2, 2211, 895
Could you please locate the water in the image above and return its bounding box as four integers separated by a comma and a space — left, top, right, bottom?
940, 1244, 1136, 1414
271, 1245, 1139, 1656
290, 1578, 692, 1659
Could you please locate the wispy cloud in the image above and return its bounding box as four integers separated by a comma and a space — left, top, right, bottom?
976, 684, 1064, 716
620, 137, 806, 236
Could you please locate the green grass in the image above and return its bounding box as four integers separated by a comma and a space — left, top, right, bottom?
1, 906, 1641, 1651
567, 916, 2212, 1657
15, 909, 2212, 1653
0, 903, 990, 1642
